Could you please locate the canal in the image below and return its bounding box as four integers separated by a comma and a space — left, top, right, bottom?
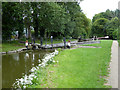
2, 50, 53, 88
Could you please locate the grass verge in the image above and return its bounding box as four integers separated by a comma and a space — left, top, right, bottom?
33, 39, 76, 45
28, 40, 113, 88
2, 40, 24, 52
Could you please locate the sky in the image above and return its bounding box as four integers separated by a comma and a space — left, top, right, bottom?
80, 0, 120, 20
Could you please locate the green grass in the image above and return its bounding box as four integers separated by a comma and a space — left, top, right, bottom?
34, 39, 76, 45
28, 40, 113, 88
2, 40, 24, 52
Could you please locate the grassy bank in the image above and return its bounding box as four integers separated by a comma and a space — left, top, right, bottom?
2, 41, 24, 52
28, 40, 112, 88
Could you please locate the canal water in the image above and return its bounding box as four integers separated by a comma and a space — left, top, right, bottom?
2, 50, 53, 88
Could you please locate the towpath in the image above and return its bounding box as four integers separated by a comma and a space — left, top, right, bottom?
108, 40, 118, 88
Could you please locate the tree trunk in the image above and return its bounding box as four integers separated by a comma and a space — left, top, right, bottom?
40, 26, 45, 38
18, 31, 22, 39
28, 26, 31, 39
18, 19, 24, 39
34, 21, 38, 39
34, 13, 39, 39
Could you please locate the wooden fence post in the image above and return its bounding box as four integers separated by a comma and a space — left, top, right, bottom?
64, 37, 66, 49
51, 36, 53, 48
40, 37, 43, 46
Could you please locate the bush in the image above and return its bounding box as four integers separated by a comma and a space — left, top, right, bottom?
112, 29, 118, 40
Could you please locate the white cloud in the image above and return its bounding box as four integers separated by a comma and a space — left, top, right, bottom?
80, 0, 120, 19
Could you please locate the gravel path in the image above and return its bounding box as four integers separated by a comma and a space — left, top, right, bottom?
108, 40, 118, 88
71, 46, 101, 50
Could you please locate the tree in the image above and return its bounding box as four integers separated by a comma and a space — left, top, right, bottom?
92, 18, 109, 37
58, 2, 91, 38
106, 17, 119, 39
22, 2, 33, 39
3, 1, 92, 41
2, 2, 24, 40
37, 2, 67, 38
31, 2, 40, 39
92, 9, 120, 39
92, 9, 115, 23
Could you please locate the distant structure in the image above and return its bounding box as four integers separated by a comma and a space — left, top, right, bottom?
11, 31, 18, 40
98, 36, 110, 40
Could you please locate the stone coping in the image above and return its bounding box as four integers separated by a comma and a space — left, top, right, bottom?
1, 48, 27, 55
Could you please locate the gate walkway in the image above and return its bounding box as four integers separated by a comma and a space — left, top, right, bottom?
34, 40, 100, 49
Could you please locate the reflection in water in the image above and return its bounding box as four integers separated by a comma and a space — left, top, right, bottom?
39, 54, 40, 58
13, 53, 19, 61
2, 50, 52, 88
26, 53, 29, 58
24, 53, 29, 60
33, 54, 35, 61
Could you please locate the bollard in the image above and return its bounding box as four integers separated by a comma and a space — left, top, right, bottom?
93, 36, 95, 41
40, 37, 43, 46
64, 37, 66, 49
70, 37, 72, 41
51, 36, 53, 48
96, 36, 98, 41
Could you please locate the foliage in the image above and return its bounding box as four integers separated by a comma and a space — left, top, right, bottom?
92, 18, 109, 37
92, 9, 116, 23
92, 9, 120, 39
2, 2, 91, 41
112, 29, 118, 40
106, 17, 119, 39
2, 2, 24, 40
117, 26, 120, 46
38, 2, 67, 38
